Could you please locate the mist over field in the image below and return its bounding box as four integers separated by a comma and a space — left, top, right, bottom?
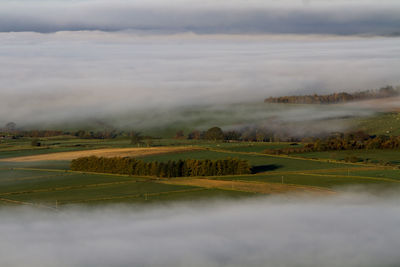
0, 0, 400, 131
1, 192, 400, 267
1, 32, 400, 131
2, 1, 400, 266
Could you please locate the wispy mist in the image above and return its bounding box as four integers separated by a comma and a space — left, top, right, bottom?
1, 193, 400, 267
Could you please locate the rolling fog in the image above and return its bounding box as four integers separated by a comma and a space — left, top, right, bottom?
1, 2, 400, 266
0, 0, 400, 131
1, 33, 400, 132
1, 192, 400, 267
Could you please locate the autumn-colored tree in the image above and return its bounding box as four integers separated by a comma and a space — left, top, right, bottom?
175, 130, 185, 139
187, 130, 202, 140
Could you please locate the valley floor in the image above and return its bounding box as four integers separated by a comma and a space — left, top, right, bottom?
1, 138, 399, 208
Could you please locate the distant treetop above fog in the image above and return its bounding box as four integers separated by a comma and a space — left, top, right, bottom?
265, 86, 400, 105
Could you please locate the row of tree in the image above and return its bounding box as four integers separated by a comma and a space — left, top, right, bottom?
0, 129, 64, 138
71, 156, 251, 177
182, 127, 293, 142
0, 129, 126, 139
263, 132, 400, 155
264, 86, 399, 104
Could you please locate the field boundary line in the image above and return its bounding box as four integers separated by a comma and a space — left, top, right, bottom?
159, 178, 335, 195
231, 179, 336, 193
57, 188, 207, 204
12, 167, 73, 173
0, 173, 75, 182
0, 197, 32, 205
11, 167, 159, 180
207, 148, 393, 168
0, 197, 58, 211
158, 180, 266, 195
252, 167, 383, 176
295, 172, 400, 183
11, 167, 265, 180
0, 180, 143, 196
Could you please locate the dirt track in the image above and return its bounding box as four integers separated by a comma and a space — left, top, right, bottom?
160, 178, 335, 195
0, 146, 202, 162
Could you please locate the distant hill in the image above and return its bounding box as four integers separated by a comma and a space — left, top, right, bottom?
264, 86, 399, 104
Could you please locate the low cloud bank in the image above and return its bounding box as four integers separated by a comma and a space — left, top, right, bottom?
1, 0, 400, 35
1, 192, 400, 266
1, 32, 400, 132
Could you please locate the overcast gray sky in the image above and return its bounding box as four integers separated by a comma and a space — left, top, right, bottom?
1, 0, 400, 35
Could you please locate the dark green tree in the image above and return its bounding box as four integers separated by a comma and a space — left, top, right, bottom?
205, 127, 224, 141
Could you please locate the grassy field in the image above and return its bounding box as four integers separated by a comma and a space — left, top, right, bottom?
293, 149, 400, 165
1, 136, 400, 208
137, 149, 352, 172
354, 112, 400, 136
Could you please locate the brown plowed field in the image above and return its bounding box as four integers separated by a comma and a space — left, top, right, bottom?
0, 146, 202, 162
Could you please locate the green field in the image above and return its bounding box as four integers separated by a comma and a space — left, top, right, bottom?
294, 149, 400, 165
355, 112, 400, 136
215, 172, 400, 188
1, 136, 400, 208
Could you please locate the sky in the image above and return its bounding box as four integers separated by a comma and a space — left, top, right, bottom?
1, 0, 400, 35
0, 0, 400, 130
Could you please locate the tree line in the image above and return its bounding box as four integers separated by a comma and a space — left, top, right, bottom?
183, 127, 293, 142
0, 129, 125, 139
263, 132, 400, 155
71, 156, 251, 177
264, 86, 399, 104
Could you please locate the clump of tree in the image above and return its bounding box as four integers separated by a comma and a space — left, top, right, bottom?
130, 131, 144, 146
71, 156, 251, 177
263, 131, 400, 155
4, 122, 16, 133
174, 130, 185, 139
264, 86, 400, 104
130, 131, 156, 147
187, 130, 203, 140
204, 127, 225, 141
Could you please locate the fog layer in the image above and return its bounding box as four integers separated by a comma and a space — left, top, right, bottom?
1, 193, 400, 266
1, 32, 400, 130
